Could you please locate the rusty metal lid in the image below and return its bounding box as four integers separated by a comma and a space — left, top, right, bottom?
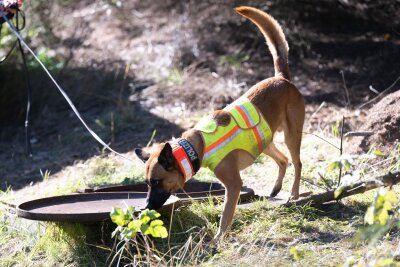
17, 182, 255, 222
17, 192, 178, 222
79, 182, 255, 203
79, 181, 225, 195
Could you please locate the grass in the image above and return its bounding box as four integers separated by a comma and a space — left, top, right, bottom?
219, 51, 250, 70
0, 131, 399, 266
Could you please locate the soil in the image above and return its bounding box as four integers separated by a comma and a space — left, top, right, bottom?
355, 90, 400, 154
0, 0, 399, 190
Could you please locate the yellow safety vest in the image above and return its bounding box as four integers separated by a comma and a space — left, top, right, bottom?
195, 97, 272, 171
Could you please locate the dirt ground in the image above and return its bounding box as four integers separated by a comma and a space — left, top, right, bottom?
0, 0, 399, 191
355, 90, 400, 154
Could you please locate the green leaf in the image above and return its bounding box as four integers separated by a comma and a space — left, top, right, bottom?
140, 214, 151, 225
344, 256, 357, 266
376, 195, 385, 209
140, 224, 149, 234
383, 201, 392, 212
375, 258, 395, 267
152, 225, 168, 238
140, 209, 161, 225
364, 190, 397, 226
141, 209, 161, 220
364, 206, 375, 225
385, 191, 397, 204
334, 186, 345, 199
127, 220, 142, 233
327, 161, 341, 172
373, 148, 384, 157
343, 159, 352, 171
119, 228, 134, 241
110, 207, 133, 226
377, 209, 389, 225
150, 219, 164, 227
289, 247, 303, 262
145, 220, 168, 238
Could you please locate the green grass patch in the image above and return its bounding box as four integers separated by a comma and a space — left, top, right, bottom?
1, 134, 400, 266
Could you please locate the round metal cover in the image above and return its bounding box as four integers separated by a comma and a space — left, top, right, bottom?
81, 182, 254, 203
17, 182, 255, 222
17, 192, 178, 222
80, 182, 227, 199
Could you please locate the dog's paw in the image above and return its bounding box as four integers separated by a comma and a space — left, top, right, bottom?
290, 189, 300, 200
286, 194, 299, 203
269, 186, 282, 198
286, 191, 312, 203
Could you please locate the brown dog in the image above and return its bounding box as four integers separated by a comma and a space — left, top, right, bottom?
135, 6, 305, 240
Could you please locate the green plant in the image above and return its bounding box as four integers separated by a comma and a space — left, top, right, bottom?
310, 154, 356, 191
327, 155, 354, 174
364, 189, 397, 226
354, 189, 399, 246
27, 47, 64, 72
111, 208, 168, 240
162, 66, 186, 86
331, 120, 340, 138
40, 169, 51, 182
290, 246, 306, 262
219, 52, 249, 70
109, 207, 168, 265
30, 223, 98, 266
109, 0, 122, 8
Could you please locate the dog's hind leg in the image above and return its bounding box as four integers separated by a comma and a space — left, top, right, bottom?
263, 142, 288, 197
283, 100, 305, 200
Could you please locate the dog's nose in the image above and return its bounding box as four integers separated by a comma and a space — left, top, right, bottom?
145, 186, 171, 210
145, 199, 156, 210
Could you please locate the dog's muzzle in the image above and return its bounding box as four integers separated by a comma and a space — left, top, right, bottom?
145, 182, 171, 210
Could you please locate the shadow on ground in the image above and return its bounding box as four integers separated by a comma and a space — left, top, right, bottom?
0, 62, 183, 191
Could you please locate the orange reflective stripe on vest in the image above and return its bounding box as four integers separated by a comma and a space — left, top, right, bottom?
195, 97, 272, 171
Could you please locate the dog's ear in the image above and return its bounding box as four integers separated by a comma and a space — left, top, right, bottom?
158, 143, 174, 171
134, 148, 150, 163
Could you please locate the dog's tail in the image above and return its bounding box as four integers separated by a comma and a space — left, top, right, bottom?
235, 6, 290, 80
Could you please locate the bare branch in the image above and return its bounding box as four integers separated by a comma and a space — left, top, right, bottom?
284, 172, 400, 207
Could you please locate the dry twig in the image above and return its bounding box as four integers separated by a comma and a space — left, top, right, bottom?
284, 172, 400, 207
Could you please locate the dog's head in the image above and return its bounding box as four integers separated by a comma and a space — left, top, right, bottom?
135, 143, 183, 210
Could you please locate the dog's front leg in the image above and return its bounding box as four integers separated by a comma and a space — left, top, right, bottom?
213, 167, 242, 241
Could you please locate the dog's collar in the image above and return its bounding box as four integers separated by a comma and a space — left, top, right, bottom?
172, 138, 200, 183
